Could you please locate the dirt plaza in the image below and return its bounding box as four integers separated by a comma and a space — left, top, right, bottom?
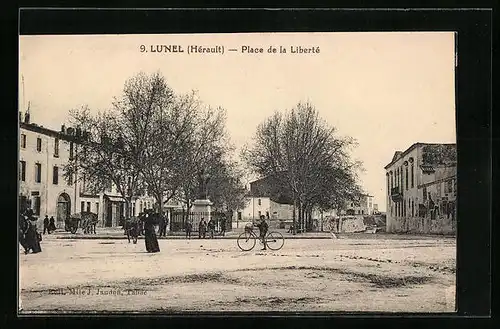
19, 232, 456, 313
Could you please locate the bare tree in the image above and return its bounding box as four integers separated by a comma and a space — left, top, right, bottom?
62, 106, 142, 218
242, 101, 363, 233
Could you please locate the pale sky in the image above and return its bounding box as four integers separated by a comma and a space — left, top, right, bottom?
19, 32, 457, 212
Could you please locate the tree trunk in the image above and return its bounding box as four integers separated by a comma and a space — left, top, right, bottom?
292, 198, 297, 235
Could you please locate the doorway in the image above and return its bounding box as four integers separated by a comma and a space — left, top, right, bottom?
106, 201, 112, 227
56, 193, 71, 228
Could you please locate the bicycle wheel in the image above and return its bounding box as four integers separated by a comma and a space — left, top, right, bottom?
237, 232, 256, 251
266, 231, 284, 251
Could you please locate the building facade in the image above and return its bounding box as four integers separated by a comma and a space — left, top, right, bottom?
19, 113, 158, 228
19, 117, 80, 228
384, 143, 456, 234
340, 193, 374, 216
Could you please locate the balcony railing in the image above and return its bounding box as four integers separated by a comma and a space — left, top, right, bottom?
391, 186, 403, 202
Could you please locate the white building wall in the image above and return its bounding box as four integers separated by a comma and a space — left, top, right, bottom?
19, 124, 80, 228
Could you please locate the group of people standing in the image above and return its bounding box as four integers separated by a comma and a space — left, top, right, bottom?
195, 216, 226, 239
19, 208, 42, 254
43, 215, 57, 234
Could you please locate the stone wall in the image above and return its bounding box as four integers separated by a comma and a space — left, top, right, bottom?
388, 213, 456, 234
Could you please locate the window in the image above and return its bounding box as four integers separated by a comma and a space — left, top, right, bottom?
54, 138, 59, 157
387, 174, 390, 195
96, 202, 99, 215
33, 196, 41, 216
81, 201, 85, 213
237, 212, 242, 220
447, 180, 453, 194
52, 166, 59, 184
266, 211, 269, 218
86, 202, 91, 212
257, 198, 261, 206
35, 163, 42, 183
390, 173, 393, 189
401, 167, 404, 188
69, 142, 74, 159
68, 173, 73, 186
411, 164, 415, 188
405, 167, 409, 190
351, 202, 354, 207
20, 160, 26, 181
21, 134, 26, 148
412, 200, 415, 217
36, 137, 42, 152
361, 210, 364, 214
423, 187, 427, 201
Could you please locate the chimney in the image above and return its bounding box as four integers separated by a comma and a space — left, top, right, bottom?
61, 125, 66, 134
24, 111, 30, 124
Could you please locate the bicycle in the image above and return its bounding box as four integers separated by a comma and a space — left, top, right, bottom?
237, 225, 285, 251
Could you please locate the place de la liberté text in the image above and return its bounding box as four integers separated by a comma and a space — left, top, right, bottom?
139, 44, 321, 55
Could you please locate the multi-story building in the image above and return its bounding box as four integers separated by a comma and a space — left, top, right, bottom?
19, 113, 79, 228
339, 193, 374, 216
19, 112, 157, 228
384, 143, 456, 234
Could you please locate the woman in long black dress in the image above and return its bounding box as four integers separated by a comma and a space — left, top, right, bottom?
48, 216, 57, 233
19, 214, 29, 254
24, 214, 42, 254
143, 211, 160, 253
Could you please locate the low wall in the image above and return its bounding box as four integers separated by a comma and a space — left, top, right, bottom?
387, 215, 456, 234
339, 216, 366, 233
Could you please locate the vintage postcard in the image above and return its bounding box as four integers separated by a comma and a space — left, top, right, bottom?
18, 32, 457, 313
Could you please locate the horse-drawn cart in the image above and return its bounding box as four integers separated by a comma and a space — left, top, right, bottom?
65, 212, 98, 234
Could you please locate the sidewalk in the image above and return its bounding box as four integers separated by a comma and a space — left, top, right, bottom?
46, 228, 453, 240
49, 228, 336, 240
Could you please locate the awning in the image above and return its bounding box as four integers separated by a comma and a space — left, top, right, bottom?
105, 195, 126, 203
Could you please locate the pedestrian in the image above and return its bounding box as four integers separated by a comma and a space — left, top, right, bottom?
198, 218, 207, 239
24, 211, 42, 254
43, 215, 49, 235
220, 215, 227, 237
19, 214, 29, 254
143, 210, 160, 253
207, 218, 215, 239
185, 220, 193, 239
49, 216, 56, 233
255, 215, 269, 250
158, 213, 167, 237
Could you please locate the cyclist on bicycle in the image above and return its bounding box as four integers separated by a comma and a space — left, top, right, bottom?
255, 215, 269, 250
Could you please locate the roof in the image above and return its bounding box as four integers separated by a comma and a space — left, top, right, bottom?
384, 143, 456, 169
20, 121, 77, 143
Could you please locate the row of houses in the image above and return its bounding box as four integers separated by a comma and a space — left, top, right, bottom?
18, 110, 378, 232
19, 110, 455, 234
18, 111, 165, 229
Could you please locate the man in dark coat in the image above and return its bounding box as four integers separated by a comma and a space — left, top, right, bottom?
143, 210, 160, 253
198, 218, 207, 239
207, 218, 215, 239
256, 215, 269, 251
49, 216, 56, 233
185, 220, 193, 239
220, 216, 227, 237
43, 215, 50, 235
158, 213, 167, 237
